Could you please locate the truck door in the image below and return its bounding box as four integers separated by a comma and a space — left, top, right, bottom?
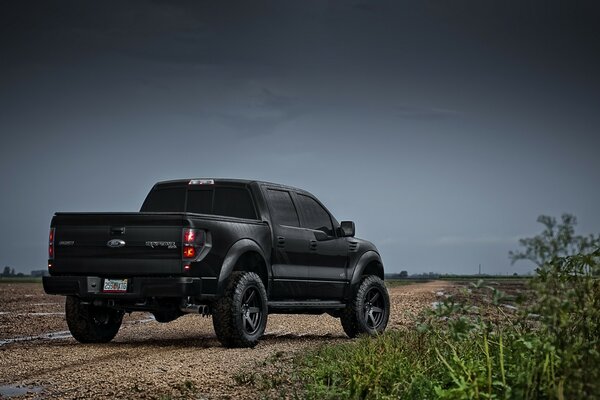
264, 188, 312, 299
294, 193, 348, 300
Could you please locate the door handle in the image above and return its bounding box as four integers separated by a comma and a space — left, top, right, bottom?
277, 236, 286, 248
309, 240, 317, 250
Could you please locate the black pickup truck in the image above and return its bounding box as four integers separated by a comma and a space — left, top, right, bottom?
44, 179, 389, 347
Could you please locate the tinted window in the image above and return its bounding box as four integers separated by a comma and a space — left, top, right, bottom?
296, 194, 334, 236
213, 187, 257, 219
266, 189, 300, 227
187, 189, 212, 214
141, 185, 257, 219
141, 188, 186, 212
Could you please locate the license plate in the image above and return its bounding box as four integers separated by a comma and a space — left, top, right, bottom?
103, 279, 128, 293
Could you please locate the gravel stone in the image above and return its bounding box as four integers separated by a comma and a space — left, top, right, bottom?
0, 281, 452, 399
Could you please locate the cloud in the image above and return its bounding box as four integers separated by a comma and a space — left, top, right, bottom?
393, 104, 461, 120
435, 235, 522, 246
211, 85, 306, 136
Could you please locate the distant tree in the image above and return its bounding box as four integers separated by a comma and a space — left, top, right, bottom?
509, 214, 600, 268
2, 266, 12, 277
399, 270, 408, 278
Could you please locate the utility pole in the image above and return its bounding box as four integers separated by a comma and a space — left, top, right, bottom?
478, 264, 481, 275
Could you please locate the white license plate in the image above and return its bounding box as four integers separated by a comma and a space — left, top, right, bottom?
103, 279, 128, 293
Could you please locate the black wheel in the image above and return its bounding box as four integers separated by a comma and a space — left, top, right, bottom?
65, 296, 124, 343
340, 275, 390, 338
212, 271, 268, 348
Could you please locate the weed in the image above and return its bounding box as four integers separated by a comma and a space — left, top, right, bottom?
233, 370, 257, 386
278, 250, 600, 399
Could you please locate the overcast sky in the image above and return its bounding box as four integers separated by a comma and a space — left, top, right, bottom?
1, 1, 599, 275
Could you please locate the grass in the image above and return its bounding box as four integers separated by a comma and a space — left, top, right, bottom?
384, 279, 423, 288
240, 251, 599, 399
153, 379, 199, 400
436, 276, 533, 282
0, 277, 42, 284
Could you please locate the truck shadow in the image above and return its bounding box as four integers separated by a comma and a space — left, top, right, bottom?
1, 325, 349, 349
113, 332, 347, 348
39, 332, 347, 349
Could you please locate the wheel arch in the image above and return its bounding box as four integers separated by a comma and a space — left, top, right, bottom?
349, 250, 384, 286
217, 239, 270, 295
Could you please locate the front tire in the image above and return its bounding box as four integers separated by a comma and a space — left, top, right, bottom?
340, 275, 390, 338
212, 271, 268, 348
65, 296, 124, 343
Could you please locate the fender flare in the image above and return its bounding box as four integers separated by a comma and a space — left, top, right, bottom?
349, 250, 384, 287
217, 239, 270, 294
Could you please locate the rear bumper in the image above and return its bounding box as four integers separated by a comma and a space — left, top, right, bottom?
43, 276, 215, 299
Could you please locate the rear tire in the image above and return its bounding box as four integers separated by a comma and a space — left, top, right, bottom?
65, 296, 124, 343
212, 271, 268, 348
340, 275, 390, 338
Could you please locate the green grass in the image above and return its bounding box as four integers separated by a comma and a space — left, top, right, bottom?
0, 277, 42, 284
384, 279, 423, 288
436, 276, 533, 282
296, 330, 444, 399
294, 328, 568, 400
244, 251, 600, 399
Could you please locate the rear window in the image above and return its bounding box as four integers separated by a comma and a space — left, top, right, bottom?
141, 186, 257, 220
140, 187, 186, 212
213, 187, 257, 220
187, 189, 212, 214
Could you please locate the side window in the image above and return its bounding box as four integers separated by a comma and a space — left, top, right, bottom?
213, 187, 257, 219
296, 194, 334, 236
265, 189, 300, 227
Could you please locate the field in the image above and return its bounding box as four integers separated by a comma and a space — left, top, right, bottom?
0, 277, 43, 284
1, 261, 596, 400
0, 280, 454, 399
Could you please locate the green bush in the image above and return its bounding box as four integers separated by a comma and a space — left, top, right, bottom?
294, 250, 600, 400
529, 251, 600, 398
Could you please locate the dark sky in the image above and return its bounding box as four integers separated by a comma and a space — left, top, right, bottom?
1, 1, 599, 275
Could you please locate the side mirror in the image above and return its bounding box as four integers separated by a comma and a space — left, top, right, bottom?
340, 221, 355, 237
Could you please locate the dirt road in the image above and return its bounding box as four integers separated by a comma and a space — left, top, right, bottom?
0, 281, 451, 399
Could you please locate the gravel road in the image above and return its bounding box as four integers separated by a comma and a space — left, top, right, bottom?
0, 281, 452, 399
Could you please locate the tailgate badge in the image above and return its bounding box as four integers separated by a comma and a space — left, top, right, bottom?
107, 239, 126, 248
145, 241, 177, 249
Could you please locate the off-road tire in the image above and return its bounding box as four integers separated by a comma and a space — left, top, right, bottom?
65, 296, 124, 343
212, 271, 268, 348
340, 275, 390, 338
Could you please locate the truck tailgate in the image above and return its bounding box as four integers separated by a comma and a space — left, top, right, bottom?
51, 212, 186, 276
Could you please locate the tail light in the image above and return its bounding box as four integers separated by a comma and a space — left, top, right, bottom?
48, 228, 55, 260
184, 229, 196, 242
183, 245, 196, 258
182, 228, 204, 260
